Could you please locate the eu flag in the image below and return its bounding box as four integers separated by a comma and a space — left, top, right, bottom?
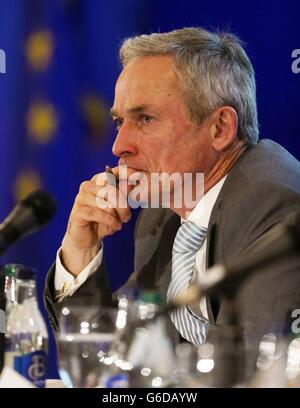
0, 0, 146, 377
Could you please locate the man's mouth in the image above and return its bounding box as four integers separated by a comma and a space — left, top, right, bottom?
118, 161, 147, 173
115, 163, 149, 186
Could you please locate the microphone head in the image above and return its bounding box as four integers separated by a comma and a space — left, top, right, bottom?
20, 189, 57, 226
0, 189, 57, 256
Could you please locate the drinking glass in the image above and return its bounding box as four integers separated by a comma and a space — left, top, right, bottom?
57, 306, 118, 388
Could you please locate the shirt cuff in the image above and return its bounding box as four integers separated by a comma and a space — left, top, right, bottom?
54, 245, 103, 302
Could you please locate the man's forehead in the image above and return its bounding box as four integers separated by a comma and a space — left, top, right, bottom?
113, 56, 181, 113
116, 55, 178, 90
112, 87, 182, 117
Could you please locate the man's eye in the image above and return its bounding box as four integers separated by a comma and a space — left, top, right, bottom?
141, 115, 153, 124
113, 119, 123, 130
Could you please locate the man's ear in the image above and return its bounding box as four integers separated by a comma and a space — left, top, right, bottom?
209, 106, 238, 152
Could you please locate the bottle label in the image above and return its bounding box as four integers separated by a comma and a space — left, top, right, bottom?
14, 351, 47, 388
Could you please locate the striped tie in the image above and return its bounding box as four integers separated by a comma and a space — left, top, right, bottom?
167, 220, 210, 345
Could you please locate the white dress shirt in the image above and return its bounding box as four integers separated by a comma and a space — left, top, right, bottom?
184, 176, 227, 318
54, 245, 104, 301
54, 176, 227, 305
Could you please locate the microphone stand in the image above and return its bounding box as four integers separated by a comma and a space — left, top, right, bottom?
202, 213, 300, 386
134, 212, 300, 387
210, 292, 245, 387
201, 212, 300, 386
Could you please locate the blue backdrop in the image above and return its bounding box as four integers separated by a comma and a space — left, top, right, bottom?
0, 0, 299, 378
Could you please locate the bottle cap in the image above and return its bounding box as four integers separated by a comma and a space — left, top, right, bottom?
4, 263, 24, 277
16, 266, 36, 280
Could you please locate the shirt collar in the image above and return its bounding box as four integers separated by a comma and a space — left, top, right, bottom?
182, 175, 227, 228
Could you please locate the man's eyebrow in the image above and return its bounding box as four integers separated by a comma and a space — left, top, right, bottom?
110, 105, 151, 118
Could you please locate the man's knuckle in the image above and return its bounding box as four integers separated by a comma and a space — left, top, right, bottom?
79, 181, 89, 192
86, 207, 96, 218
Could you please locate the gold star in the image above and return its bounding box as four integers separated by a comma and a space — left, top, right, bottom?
14, 171, 42, 202
80, 93, 109, 144
26, 101, 58, 144
25, 30, 54, 71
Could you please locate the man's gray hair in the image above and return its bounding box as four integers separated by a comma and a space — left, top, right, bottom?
120, 27, 259, 145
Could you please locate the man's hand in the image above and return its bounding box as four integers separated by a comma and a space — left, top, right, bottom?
61, 166, 133, 277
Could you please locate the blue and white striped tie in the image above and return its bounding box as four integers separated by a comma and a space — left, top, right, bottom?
167, 220, 209, 345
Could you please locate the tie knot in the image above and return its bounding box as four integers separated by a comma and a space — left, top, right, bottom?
173, 220, 207, 254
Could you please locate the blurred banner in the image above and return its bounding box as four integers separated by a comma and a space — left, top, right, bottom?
0, 0, 299, 377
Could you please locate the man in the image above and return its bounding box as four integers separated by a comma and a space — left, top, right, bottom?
44, 27, 300, 379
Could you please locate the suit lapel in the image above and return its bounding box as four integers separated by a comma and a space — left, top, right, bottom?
135, 209, 180, 296
205, 223, 217, 322
205, 194, 223, 322
155, 213, 181, 296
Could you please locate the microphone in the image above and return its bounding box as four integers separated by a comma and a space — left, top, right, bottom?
0, 190, 57, 256
122, 211, 300, 335
173, 211, 300, 307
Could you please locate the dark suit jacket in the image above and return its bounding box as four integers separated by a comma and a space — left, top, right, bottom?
44, 139, 300, 379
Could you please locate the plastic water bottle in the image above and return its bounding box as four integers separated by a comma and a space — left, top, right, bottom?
3, 264, 23, 374
4, 264, 22, 313
5, 266, 48, 387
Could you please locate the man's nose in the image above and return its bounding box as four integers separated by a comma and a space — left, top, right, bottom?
112, 123, 138, 158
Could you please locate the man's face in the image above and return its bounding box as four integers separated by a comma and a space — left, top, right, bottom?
111, 55, 216, 207
112, 55, 215, 172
